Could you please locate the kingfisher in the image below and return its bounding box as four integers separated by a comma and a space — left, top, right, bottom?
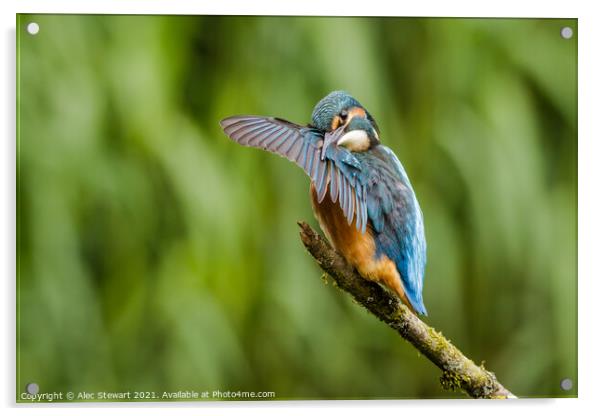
220, 91, 427, 315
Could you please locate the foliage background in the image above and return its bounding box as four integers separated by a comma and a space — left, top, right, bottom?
17, 15, 577, 400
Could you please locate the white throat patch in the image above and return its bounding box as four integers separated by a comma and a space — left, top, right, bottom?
337, 130, 370, 152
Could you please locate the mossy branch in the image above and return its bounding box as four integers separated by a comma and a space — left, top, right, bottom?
297, 221, 516, 399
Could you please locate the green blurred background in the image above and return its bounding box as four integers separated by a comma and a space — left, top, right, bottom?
17, 15, 577, 400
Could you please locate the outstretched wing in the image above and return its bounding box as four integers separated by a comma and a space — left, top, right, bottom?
359, 146, 427, 315
220, 116, 368, 232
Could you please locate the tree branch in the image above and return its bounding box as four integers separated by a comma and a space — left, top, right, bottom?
297, 221, 516, 399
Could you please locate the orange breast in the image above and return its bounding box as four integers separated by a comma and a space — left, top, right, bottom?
309, 184, 415, 311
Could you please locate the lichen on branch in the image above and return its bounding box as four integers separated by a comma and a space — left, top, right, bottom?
297, 221, 515, 399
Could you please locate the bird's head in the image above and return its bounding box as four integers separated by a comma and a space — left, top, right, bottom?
312, 91, 380, 159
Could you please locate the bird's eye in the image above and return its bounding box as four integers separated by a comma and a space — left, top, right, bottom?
331, 110, 349, 131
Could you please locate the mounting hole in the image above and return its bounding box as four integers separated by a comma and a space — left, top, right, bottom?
27, 22, 40, 35
26, 382, 39, 395
560, 26, 573, 39
560, 378, 573, 391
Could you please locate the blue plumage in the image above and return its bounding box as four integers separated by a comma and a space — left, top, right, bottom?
356, 147, 427, 315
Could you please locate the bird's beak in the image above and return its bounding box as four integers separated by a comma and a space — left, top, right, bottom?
321, 126, 345, 160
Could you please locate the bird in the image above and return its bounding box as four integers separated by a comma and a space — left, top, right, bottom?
219, 91, 427, 315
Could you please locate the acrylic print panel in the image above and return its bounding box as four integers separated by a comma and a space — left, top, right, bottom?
16, 14, 577, 402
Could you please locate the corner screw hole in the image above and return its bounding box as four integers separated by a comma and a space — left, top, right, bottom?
27, 22, 40, 35
26, 383, 39, 395
561, 27, 573, 39
560, 378, 573, 391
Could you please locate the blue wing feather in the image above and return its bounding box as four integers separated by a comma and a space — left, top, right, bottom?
355, 146, 427, 315
221, 116, 362, 226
